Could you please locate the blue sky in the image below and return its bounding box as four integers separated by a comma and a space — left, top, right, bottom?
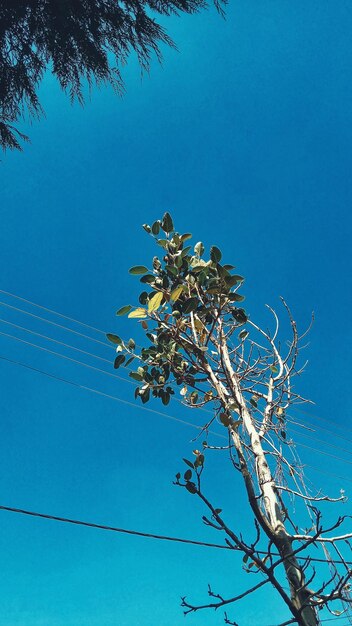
0, 1, 352, 625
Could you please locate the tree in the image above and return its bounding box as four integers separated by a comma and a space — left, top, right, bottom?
108, 213, 352, 626
0, 0, 224, 152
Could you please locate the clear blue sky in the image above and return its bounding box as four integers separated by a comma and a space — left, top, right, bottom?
1, 1, 352, 625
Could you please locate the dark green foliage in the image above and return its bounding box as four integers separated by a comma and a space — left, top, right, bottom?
111, 212, 248, 406
0, 0, 226, 151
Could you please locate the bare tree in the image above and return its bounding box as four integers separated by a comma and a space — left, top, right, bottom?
107, 213, 352, 626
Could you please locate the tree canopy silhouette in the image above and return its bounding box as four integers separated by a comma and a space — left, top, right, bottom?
0, 0, 225, 152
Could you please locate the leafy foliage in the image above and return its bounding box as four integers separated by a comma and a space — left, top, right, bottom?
109, 212, 246, 407
0, 0, 226, 151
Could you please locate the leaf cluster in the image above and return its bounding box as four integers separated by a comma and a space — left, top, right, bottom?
108, 213, 248, 406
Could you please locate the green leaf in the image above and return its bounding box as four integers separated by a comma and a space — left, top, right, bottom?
214, 508, 222, 515
127, 338, 136, 350
185, 482, 197, 494
281, 429, 286, 439
239, 330, 249, 340
231, 308, 248, 324
165, 265, 178, 277
170, 285, 184, 302
128, 308, 147, 318
116, 305, 132, 316
129, 265, 149, 275
194, 241, 205, 256
139, 291, 148, 305
184, 469, 192, 481
270, 365, 279, 374
148, 291, 164, 313
232, 275, 244, 282
183, 297, 198, 314
250, 396, 258, 408
225, 275, 241, 289
161, 391, 170, 405
140, 274, 156, 284
161, 212, 174, 233
151, 221, 160, 235
181, 233, 192, 242
142, 224, 151, 233
181, 246, 191, 258
210, 245, 222, 263
129, 371, 144, 381
106, 333, 122, 345
175, 472, 181, 480
223, 264, 236, 270
140, 388, 150, 404
114, 355, 125, 369
183, 458, 195, 469
231, 293, 245, 302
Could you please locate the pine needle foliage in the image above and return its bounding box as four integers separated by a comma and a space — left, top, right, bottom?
0, 0, 225, 151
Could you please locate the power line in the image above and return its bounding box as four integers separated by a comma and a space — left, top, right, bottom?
288, 426, 352, 458
1, 315, 350, 457
292, 407, 349, 437
304, 463, 352, 485
1, 293, 352, 473
0, 353, 222, 438
0, 328, 138, 386
2, 352, 352, 489
0, 289, 107, 335
287, 415, 352, 448
0, 317, 213, 416
2, 330, 352, 470
292, 442, 352, 466
0, 300, 111, 349
0, 505, 230, 550
1, 504, 352, 566
1, 290, 351, 439
0, 317, 112, 364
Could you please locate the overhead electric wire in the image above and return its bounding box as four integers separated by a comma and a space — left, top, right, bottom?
2, 328, 352, 470
0, 317, 112, 364
0, 322, 212, 414
288, 426, 352, 458
303, 463, 352, 484
0, 289, 107, 335
0, 300, 111, 349
0, 314, 349, 451
0, 328, 138, 385
1, 289, 351, 440
287, 414, 352, 448
291, 441, 352, 466
1, 290, 352, 476
0, 505, 231, 550
0, 316, 349, 451
0, 353, 224, 438
2, 352, 352, 488
1, 503, 352, 566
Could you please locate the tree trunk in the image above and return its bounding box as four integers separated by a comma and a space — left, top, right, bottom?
211, 340, 319, 626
